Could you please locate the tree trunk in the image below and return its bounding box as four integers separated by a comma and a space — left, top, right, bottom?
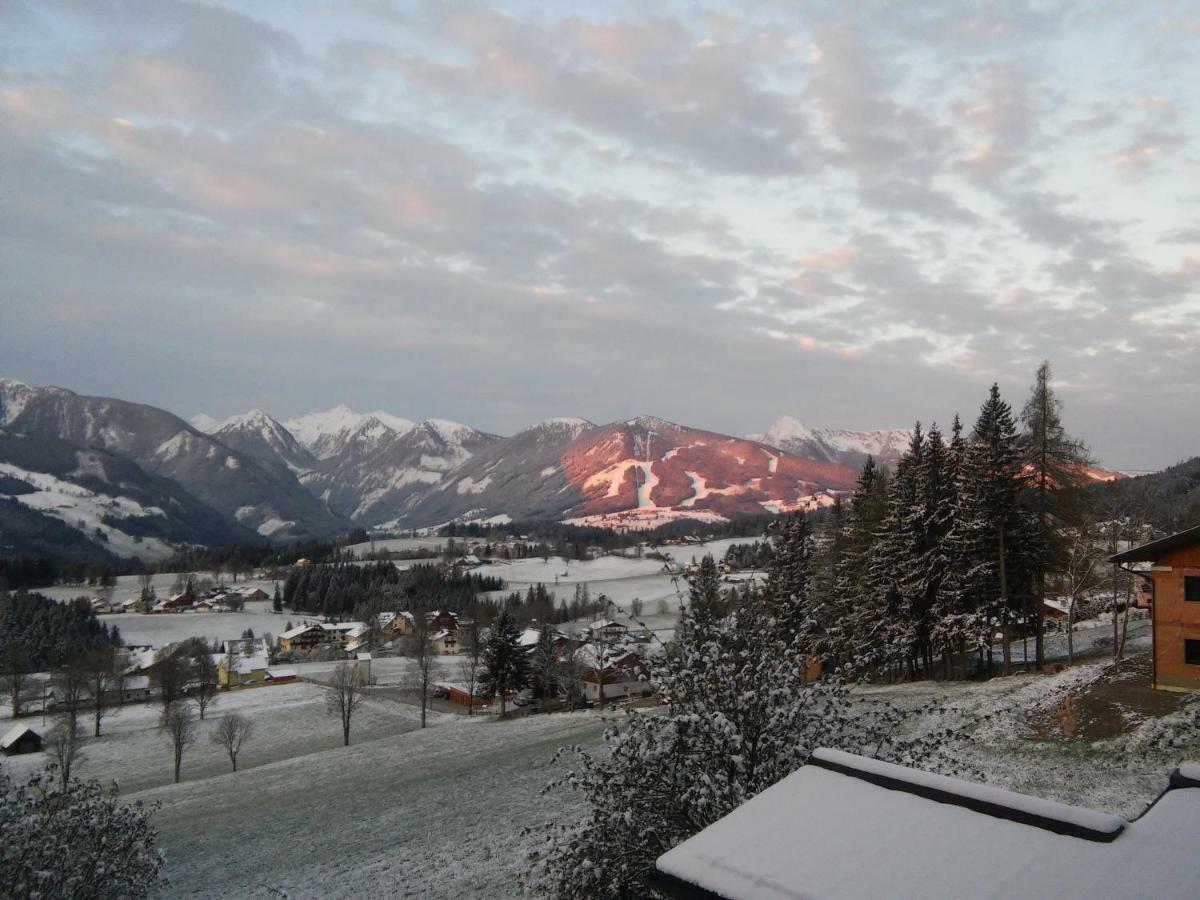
1067, 602, 1075, 665
174, 752, 182, 783
998, 527, 1011, 676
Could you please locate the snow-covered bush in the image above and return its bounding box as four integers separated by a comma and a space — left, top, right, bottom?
524, 586, 973, 898
0, 766, 165, 898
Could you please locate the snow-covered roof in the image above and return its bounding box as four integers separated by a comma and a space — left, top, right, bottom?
1, 723, 39, 750
235, 656, 268, 675
281, 623, 323, 639
123, 675, 150, 691
266, 667, 298, 679
655, 748, 1200, 900
431, 630, 454, 642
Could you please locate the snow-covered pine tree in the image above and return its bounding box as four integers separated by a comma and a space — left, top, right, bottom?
827, 458, 887, 674
525, 564, 978, 898
763, 512, 816, 650
958, 384, 1031, 675
909, 422, 955, 677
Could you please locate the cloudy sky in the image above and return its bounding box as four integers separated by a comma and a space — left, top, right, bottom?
2, 1, 1197, 468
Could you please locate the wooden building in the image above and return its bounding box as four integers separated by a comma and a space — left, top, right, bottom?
1111, 524, 1200, 692
1, 724, 43, 756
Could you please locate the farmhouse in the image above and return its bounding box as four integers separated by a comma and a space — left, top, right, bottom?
1111, 524, 1200, 692
220, 655, 269, 687
576, 643, 652, 703
586, 619, 628, 644
430, 630, 458, 654
1, 724, 43, 756
653, 749, 1200, 900
279, 623, 330, 653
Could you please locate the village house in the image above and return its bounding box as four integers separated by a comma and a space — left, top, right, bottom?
585, 619, 629, 645
1111, 524, 1200, 692
653, 749, 1200, 899
435, 681, 486, 709
278, 623, 332, 654
430, 630, 459, 654
576, 643, 652, 703
223, 637, 272, 660
1, 723, 43, 756
220, 655, 269, 688
427, 610, 460, 632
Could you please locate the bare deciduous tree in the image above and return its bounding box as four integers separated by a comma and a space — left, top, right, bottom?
324, 661, 366, 746
211, 712, 253, 772
405, 611, 436, 728
190, 646, 220, 720
47, 723, 83, 786
457, 619, 485, 717
163, 703, 197, 784
1059, 520, 1109, 665
81, 648, 119, 737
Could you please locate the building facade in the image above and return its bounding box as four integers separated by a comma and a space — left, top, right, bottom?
1112, 525, 1200, 692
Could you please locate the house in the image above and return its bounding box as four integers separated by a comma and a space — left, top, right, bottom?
236, 587, 270, 601
119, 596, 141, 612
89, 597, 113, 614
279, 623, 332, 653
451, 555, 483, 570
586, 619, 629, 645
1111, 524, 1200, 692
322, 621, 368, 647
653, 749, 1200, 900
430, 630, 459, 654
1, 724, 44, 756
380, 611, 415, 637
427, 610, 460, 633
119, 675, 153, 703
220, 655, 268, 687
576, 643, 652, 703
223, 637, 272, 660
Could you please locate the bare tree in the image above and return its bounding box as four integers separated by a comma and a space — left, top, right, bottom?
190, 646, 220, 720
151, 649, 190, 722
1, 640, 31, 718
211, 712, 253, 772
324, 661, 366, 746
554, 641, 586, 711
81, 648, 119, 737
47, 723, 83, 786
163, 703, 197, 783
51, 657, 88, 740
457, 619, 485, 717
1060, 521, 1108, 665
405, 611, 437, 728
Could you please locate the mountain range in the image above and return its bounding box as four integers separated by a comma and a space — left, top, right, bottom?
0, 377, 1131, 562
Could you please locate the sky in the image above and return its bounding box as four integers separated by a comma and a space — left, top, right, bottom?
1, 1, 1197, 469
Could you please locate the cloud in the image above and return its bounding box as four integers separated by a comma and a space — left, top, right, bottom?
0, 0, 1197, 467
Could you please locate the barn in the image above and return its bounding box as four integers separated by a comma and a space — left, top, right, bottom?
1, 723, 44, 756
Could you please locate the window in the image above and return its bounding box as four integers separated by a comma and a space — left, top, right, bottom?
1186, 639, 1200, 667
1185, 576, 1200, 602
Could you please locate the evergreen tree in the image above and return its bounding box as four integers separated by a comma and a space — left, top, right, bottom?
686, 554, 724, 631
958, 384, 1031, 675
763, 512, 815, 649
480, 609, 529, 717
1019, 360, 1092, 669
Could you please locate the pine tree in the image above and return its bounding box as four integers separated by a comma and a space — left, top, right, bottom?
1019, 360, 1092, 669
958, 384, 1028, 675
687, 554, 724, 631
763, 513, 815, 650
480, 609, 529, 717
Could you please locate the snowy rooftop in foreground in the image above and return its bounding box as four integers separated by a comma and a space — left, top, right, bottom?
655, 748, 1200, 900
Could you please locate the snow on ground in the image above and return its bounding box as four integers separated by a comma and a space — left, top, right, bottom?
140, 709, 610, 898
0, 679, 437, 795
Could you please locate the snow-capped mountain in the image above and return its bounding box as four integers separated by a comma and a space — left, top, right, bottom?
283, 405, 415, 460
751, 416, 912, 467
402, 417, 595, 526
307, 418, 500, 525
209, 409, 317, 476
0, 379, 345, 540
401, 416, 859, 529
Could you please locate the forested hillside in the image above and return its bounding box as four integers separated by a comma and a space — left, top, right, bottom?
1089, 457, 1200, 532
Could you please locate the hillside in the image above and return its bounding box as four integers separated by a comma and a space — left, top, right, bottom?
0, 379, 344, 540
403, 416, 859, 529
0, 429, 256, 561
1090, 456, 1200, 532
